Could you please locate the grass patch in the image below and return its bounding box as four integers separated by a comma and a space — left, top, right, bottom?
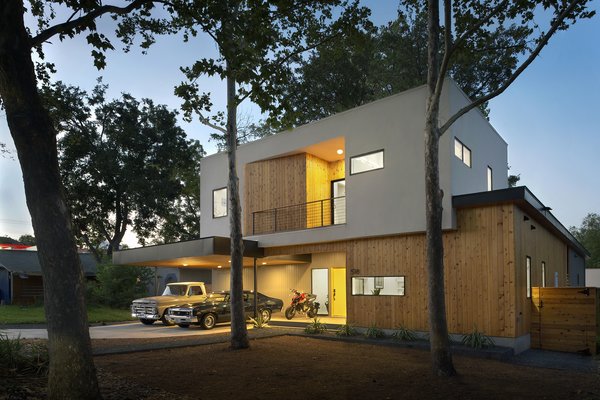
0, 305, 134, 324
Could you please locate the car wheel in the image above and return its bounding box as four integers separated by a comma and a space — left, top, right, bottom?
200, 313, 216, 330
161, 309, 176, 326
259, 308, 272, 323
178, 323, 190, 328
139, 318, 155, 325
284, 306, 295, 320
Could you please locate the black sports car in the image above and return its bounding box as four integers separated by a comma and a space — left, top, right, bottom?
166, 290, 284, 329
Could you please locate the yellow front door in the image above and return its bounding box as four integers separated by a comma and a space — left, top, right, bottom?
331, 267, 346, 317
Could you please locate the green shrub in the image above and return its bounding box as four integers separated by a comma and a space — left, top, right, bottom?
0, 332, 48, 375
365, 324, 385, 339
335, 324, 358, 337
90, 264, 153, 308
461, 327, 495, 349
391, 326, 417, 341
304, 318, 327, 334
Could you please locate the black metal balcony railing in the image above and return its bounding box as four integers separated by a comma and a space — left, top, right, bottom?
252, 196, 346, 235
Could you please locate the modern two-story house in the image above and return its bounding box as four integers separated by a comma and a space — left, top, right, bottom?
114, 80, 587, 352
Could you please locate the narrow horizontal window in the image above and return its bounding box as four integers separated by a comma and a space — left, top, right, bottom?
213, 187, 228, 218
351, 276, 405, 296
350, 150, 384, 175
454, 138, 472, 168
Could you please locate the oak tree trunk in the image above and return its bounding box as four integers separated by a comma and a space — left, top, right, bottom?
424, 0, 456, 377
225, 73, 249, 350
0, 2, 101, 398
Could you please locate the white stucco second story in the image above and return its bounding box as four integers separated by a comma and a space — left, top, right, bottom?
200, 79, 508, 247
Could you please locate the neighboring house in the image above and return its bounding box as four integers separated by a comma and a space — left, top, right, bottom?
114, 80, 588, 353
0, 249, 97, 305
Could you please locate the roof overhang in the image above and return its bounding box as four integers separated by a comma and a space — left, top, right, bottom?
113, 236, 310, 268
453, 186, 589, 257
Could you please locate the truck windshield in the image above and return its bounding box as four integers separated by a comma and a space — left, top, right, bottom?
162, 284, 188, 296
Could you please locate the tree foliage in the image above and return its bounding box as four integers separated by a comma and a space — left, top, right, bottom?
571, 213, 600, 269
88, 264, 153, 308
43, 81, 203, 259
18, 234, 36, 246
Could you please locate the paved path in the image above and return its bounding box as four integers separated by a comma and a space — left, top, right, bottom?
2, 321, 234, 339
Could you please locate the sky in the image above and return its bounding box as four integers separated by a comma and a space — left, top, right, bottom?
0, 1, 599, 244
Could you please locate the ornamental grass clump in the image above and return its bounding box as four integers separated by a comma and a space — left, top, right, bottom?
461, 326, 495, 349
391, 326, 417, 342
0, 332, 48, 375
248, 314, 270, 329
365, 324, 385, 339
304, 318, 327, 334
335, 324, 358, 337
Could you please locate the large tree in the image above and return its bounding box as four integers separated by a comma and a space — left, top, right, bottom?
122, 0, 368, 349
571, 213, 600, 269
421, 0, 594, 376
0, 1, 160, 397
45, 81, 203, 260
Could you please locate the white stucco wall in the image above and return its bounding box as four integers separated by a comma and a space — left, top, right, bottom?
585, 268, 600, 287
200, 81, 508, 247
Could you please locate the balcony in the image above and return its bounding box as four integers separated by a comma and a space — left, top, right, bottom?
251, 196, 346, 235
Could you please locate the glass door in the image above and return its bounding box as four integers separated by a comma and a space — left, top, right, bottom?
331, 179, 346, 225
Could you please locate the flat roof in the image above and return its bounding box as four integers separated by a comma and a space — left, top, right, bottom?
113, 236, 310, 268
453, 186, 589, 257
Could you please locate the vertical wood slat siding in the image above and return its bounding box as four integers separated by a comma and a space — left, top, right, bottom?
244, 154, 307, 234
211, 264, 312, 306
512, 207, 568, 336
306, 154, 329, 228
531, 287, 599, 353
265, 205, 517, 337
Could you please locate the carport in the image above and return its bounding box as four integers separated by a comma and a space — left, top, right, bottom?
112, 236, 310, 317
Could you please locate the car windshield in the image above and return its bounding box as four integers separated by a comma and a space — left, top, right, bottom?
162, 284, 188, 296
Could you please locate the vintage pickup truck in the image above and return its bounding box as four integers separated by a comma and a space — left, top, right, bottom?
130, 282, 208, 325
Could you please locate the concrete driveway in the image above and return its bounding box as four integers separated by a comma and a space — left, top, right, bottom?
2, 321, 233, 339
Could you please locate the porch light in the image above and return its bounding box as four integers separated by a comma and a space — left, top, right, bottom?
336, 149, 344, 155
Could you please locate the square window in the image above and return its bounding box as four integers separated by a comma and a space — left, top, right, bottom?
213, 187, 228, 218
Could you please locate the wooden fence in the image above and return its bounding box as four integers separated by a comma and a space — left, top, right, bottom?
531, 287, 600, 354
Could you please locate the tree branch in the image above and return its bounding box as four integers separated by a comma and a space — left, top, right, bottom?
199, 114, 227, 134
237, 31, 343, 104
439, 0, 582, 135
30, 0, 154, 48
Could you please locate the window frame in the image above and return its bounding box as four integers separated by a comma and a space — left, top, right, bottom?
212, 187, 228, 218
526, 256, 532, 298
351, 275, 406, 297
454, 138, 472, 168
541, 261, 546, 288
349, 149, 385, 175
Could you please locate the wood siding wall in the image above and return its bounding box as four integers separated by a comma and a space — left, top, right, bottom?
531, 287, 599, 354
265, 205, 518, 336
12, 276, 44, 305
513, 207, 568, 336
245, 153, 346, 233
244, 154, 307, 234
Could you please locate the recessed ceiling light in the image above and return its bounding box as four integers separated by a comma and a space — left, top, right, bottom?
217, 265, 222, 269
336, 149, 344, 155
182, 263, 188, 267
228, 260, 231, 263
262, 262, 267, 265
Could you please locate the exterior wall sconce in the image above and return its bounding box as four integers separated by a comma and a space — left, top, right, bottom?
523, 215, 530, 221
531, 225, 536, 230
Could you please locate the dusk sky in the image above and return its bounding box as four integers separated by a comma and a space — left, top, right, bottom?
0, 1, 598, 245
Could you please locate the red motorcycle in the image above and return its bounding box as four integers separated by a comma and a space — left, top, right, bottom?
284, 289, 320, 319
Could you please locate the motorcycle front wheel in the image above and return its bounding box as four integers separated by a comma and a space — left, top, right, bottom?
284, 306, 296, 320
307, 307, 317, 318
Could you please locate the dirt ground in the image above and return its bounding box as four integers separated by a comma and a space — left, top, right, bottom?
3, 335, 600, 399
